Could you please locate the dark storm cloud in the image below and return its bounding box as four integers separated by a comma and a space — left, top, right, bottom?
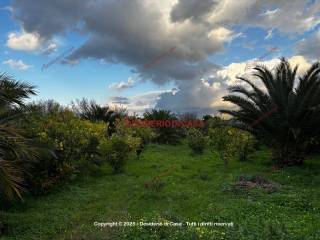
10, 0, 320, 113
11, 0, 89, 39
110, 96, 130, 105
11, 0, 225, 85
295, 31, 320, 60
171, 0, 217, 22
155, 78, 225, 116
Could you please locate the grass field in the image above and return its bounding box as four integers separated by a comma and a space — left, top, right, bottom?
2, 144, 320, 239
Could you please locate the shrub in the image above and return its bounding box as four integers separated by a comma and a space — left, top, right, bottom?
131, 126, 157, 145
143, 109, 184, 145
187, 128, 207, 154
20, 106, 107, 193
28, 100, 65, 115
202, 115, 226, 134
99, 136, 130, 173
234, 130, 256, 161
32, 110, 105, 163
209, 126, 255, 165
178, 112, 201, 137
209, 126, 238, 165
119, 118, 157, 145
99, 135, 141, 173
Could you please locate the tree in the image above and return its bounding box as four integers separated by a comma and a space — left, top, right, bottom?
0, 73, 36, 199
143, 109, 184, 144
220, 58, 320, 166
71, 98, 126, 136
187, 128, 207, 154
209, 126, 238, 165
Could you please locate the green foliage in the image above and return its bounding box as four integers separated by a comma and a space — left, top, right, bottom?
99, 134, 141, 173
98, 136, 130, 173
209, 126, 255, 165
209, 126, 237, 165
21, 105, 107, 193
34, 110, 105, 163
143, 109, 184, 145
71, 98, 127, 136
0, 73, 36, 200
130, 127, 157, 145
179, 112, 197, 121
187, 128, 207, 154
235, 131, 256, 161
28, 99, 65, 115
221, 58, 320, 166
178, 112, 200, 137
118, 118, 157, 145
202, 115, 229, 135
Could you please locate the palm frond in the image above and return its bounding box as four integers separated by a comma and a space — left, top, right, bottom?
0, 73, 36, 107
221, 57, 320, 165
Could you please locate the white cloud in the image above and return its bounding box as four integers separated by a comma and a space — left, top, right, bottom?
265, 29, 273, 39
217, 55, 312, 88
208, 27, 234, 42
155, 77, 227, 116
108, 77, 135, 90
130, 90, 169, 111
7, 31, 42, 51
217, 62, 251, 86
41, 41, 58, 55
9, 0, 320, 113
224, 54, 309, 77
153, 55, 313, 116
108, 89, 171, 115
262, 8, 280, 18
2, 59, 33, 70
1, 6, 14, 13
287, 55, 311, 74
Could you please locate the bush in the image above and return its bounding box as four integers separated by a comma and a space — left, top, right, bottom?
120, 118, 157, 145
99, 134, 141, 173
202, 115, 226, 134
130, 127, 157, 145
209, 126, 237, 165
235, 130, 256, 161
33, 110, 105, 162
187, 128, 207, 154
209, 126, 255, 165
143, 109, 184, 145
20, 106, 107, 193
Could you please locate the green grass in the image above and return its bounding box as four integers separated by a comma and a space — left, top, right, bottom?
1, 144, 320, 239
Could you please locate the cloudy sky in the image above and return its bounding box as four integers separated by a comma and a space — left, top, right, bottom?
0, 0, 319, 115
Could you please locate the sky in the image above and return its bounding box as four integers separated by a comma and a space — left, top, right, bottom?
0, 0, 319, 116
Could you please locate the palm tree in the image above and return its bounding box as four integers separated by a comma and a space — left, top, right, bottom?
71, 98, 127, 136
143, 109, 184, 144
220, 58, 320, 166
0, 73, 36, 199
